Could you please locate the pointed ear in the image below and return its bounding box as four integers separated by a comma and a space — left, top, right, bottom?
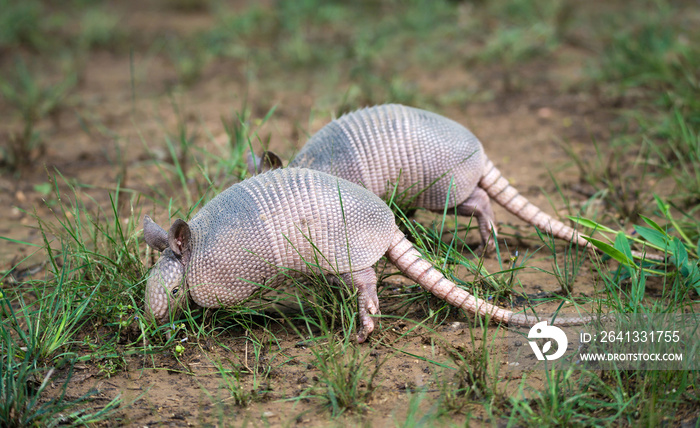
246, 151, 260, 176
247, 150, 283, 175
143, 215, 168, 252
168, 219, 192, 261
261, 151, 283, 172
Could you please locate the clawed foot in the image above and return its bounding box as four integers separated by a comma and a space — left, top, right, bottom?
357, 306, 381, 344
341, 268, 381, 343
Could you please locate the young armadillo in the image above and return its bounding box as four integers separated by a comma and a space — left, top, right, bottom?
250, 104, 657, 259
144, 168, 589, 343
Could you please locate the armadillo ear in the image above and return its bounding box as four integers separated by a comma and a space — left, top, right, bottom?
247, 150, 283, 175
143, 215, 168, 252
261, 151, 283, 171
168, 219, 192, 261
246, 151, 259, 176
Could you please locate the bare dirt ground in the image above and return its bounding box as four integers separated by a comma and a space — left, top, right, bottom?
2, 3, 680, 427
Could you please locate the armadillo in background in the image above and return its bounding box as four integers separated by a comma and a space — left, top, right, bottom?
248, 104, 659, 260
144, 168, 592, 343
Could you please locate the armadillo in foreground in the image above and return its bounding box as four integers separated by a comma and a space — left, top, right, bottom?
144, 168, 590, 343
251, 104, 657, 259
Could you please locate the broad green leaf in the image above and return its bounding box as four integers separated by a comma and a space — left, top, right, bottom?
687, 267, 700, 293
568, 217, 616, 233
614, 232, 633, 261
670, 237, 700, 291
653, 194, 671, 217
583, 236, 634, 266
633, 225, 671, 251
639, 215, 666, 234
673, 237, 689, 269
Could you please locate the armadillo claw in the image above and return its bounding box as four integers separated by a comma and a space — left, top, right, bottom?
357, 308, 381, 343
342, 267, 381, 343
357, 315, 374, 343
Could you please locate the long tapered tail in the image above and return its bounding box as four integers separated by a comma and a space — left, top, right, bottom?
479, 157, 665, 262
385, 227, 593, 326
480, 157, 590, 247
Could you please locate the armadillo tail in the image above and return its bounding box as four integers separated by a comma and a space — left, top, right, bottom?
386, 227, 595, 327
480, 158, 666, 262
386, 227, 514, 323
480, 158, 589, 248
508, 312, 601, 327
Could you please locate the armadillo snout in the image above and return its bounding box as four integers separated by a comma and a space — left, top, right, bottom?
145, 253, 187, 325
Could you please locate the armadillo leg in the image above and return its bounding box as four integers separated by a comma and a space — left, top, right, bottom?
456, 187, 498, 253
340, 267, 380, 343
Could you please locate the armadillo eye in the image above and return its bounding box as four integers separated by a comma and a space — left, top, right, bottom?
172, 287, 179, 296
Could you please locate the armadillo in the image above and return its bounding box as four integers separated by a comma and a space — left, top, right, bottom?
144, 168, 590, 343
250, 104, 658, 260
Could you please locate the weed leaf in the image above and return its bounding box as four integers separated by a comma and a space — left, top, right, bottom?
639, 215, 666, 234
633, 225, 671, 250
569, 217, 615, 234
583, 236, 634, 266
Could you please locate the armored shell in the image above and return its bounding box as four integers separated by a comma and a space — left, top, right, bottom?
176, 168, 396, 308
291, 104, 484, 210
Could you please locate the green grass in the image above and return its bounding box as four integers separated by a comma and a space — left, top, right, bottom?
204, 330, 280, 408
436, 327, 503, 415
77, 7, 125, 51
297, 333, 384, 416
1, 297, 122, 427
581, 0, 700, 209
536, 228, 587, 294
0, 0, 46, 51
473, 0, 568, 92
165, 38, 212, 88
0, 231, 127, 426
1, 169, 149, 424
507, 367, 699, 425
0, 58, 76, 170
